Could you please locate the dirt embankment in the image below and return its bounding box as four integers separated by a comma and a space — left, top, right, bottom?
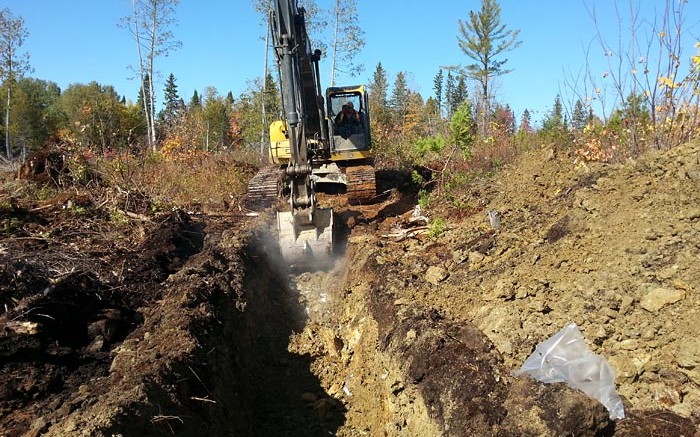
294, 140, 700, 435
1, 140, 700, 436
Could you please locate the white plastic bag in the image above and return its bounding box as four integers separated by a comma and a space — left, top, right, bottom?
514, 323, 625, 420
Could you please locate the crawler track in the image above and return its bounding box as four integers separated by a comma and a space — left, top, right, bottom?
345, 164, 377, 205
244, 165, 283, 210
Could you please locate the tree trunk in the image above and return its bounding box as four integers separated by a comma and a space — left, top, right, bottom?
132, 0, 152, 152
5, 85, 11, 160
148, 4, 158, 151
330, 0, 340, 87
481, 76, 489, 137
261, 27, 269, 156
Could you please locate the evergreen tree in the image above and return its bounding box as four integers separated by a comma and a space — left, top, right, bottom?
450, 101, 476, 158
542, 95, 567, 134
519, 109, 532, 133
159, 72, 182, 129
136, 73, 153, 124
368, 62, 389, 124
571, 99, 588, 131
433, 69, 444, 118
190, 90, 201, 108
262, 72, 281, 119
451, 75, 469, 110
390, 71, 409, 122
457, 0, 521, 135
445, 71, 455, 117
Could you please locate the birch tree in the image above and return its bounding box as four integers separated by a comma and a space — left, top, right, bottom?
0, 8, 31, 161
121, 0, 181, 151
329, 0, 365, 85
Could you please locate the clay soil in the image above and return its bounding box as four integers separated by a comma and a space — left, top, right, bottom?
1, 141, 700, 436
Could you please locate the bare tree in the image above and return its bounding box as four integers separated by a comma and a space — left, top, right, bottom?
121, 0, 181, 152
0, 8, 31, 161
329, 0, 365, 86
576, 0, 697, 153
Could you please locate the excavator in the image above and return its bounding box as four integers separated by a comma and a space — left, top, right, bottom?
246, 0, 376, 266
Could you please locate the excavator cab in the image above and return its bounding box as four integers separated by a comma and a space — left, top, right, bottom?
327, 85, 371, 159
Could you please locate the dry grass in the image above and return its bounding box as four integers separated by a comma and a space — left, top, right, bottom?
100, 150, 259, 213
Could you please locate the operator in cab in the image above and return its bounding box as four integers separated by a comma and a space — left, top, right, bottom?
334, 101, 361, 138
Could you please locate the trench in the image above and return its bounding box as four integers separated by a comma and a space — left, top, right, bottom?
206, 228, 622, 437
29, 200, 638, 436
226, 236, 348, 436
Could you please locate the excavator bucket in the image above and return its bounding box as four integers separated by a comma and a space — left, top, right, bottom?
277, 208, 334, 268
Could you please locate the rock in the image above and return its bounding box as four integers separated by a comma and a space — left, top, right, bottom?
619, 295, 635, 314
489, 279, 515, 300
609, 355, 639, 383
31, 417, 48, 431
675, 340, 700, 369
515, 286, 529, 299
619, 339, 640, 351
312, 398, 339, 418
469, 251, 485, 264
425, 266, 448, 285
686, 169, 700, 180
640, 287, 685, 312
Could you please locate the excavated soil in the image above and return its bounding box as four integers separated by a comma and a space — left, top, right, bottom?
1, 141, 700, 436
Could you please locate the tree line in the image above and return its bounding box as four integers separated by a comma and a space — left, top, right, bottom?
0, 70, 284, 159
1, 0, 699, 174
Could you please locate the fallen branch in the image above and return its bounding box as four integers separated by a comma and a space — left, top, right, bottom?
2, 320, 41, 335
30, 204, 55, 212
117, 209, 152, 222
190, 396, 217, 404
381, 226, 430, 242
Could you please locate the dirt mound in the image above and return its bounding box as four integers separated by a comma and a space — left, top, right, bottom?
0, 193, 205, 436
304, 141, 699, 434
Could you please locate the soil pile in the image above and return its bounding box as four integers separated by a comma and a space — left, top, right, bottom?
295, 141, 699, 435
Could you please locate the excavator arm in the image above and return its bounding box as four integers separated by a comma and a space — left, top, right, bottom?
270, 0, 333, 266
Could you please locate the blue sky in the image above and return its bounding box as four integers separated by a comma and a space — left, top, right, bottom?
4, 0, 700, 124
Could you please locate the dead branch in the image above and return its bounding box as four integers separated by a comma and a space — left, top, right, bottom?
189, 396, 217, 404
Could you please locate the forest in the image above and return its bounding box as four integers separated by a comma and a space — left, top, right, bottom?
1, 1, 699, 210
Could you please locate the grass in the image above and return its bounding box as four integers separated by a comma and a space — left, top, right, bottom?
101, 151, 258, 212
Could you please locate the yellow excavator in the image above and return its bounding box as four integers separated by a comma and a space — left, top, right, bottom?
246, 0, 376, 266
